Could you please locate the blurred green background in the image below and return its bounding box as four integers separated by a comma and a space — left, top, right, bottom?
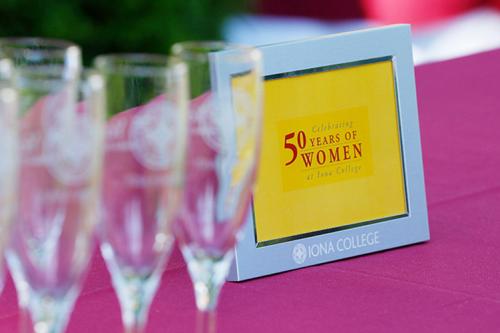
0, 0, 251, 64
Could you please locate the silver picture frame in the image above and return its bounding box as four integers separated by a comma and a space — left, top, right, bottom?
224, 24, 429, 281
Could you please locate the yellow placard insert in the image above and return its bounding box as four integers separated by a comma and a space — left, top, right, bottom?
253, 59, 407, 244
278, 106, 372, 191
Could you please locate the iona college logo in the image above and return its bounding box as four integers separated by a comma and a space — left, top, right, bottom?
192, 89, 257, 152
292, 243, 307, 264
43, 91, 94, 185
130, 99, 176, 170
192, 95, 222, 151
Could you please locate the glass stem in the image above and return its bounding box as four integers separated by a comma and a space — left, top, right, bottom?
102, 244, 172, 333
196, 309, 216, 333
121, 290, 148, 333
183, 248, 234, 333
124, 321, 145, 333
117, 275, 160, 333
28, 291, 76, 333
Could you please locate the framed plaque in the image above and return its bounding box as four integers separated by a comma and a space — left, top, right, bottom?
227, 24, 429, 281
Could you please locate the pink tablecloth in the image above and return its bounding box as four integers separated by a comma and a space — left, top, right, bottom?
2, 48, 500, 332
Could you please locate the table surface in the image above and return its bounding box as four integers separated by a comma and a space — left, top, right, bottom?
1, 48, 500, 333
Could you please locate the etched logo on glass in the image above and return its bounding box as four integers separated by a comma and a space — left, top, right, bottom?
192, 95, 221, 151
43, 91, 94, 185
130, 99, 176, 170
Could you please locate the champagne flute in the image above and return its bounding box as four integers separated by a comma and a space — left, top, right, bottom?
0, 37, 81, 311
171, 42, 263, 333
2, 37, 106, 333
93, 54, 188, 333
0, 57, 18, 295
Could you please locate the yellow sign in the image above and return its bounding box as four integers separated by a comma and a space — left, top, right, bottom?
278, 106, 373, 191
254, 59, 408, 245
